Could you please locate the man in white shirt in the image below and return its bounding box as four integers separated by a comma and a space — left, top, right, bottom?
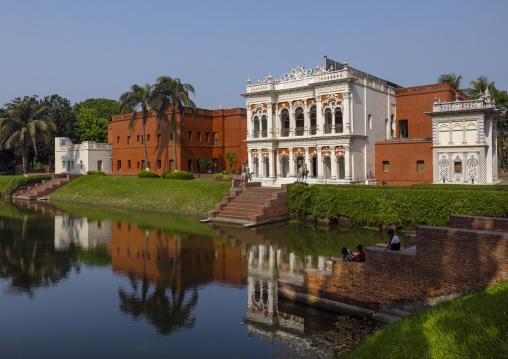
386, 229, 401, 251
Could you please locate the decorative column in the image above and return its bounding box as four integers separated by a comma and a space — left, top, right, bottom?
274, 104, 279, 138
259, 150, 264, 178
316, 98, 323, 135
246, 105, 252, 139
276, 152, 281, 179
331, 111, 336, 133
267, 103, 273, 139
304, 147, 310, 170
331, 146, 337, 180
289, 107, 295, 137
269, 149, 276, 179
247, 149, 252, 175
288, 147, 294, 177
343, 92, 352, 134
317, 146, 323, 179
344, 145, 352, 181
304, 106, 309, 135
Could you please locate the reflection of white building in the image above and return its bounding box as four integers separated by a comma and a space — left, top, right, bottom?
54, 137, 112, 174
54, 215, 112, 249
428, 90, 502, 184
242, 58, 397, 186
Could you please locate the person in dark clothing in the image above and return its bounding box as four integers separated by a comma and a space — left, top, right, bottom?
386, 229, 401, 250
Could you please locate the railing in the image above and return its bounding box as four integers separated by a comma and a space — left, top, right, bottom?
335, 124, 344, 133
433, 99, 494, 112
280, 128, 290, 137
309, 126, 317, 135
253, 130, 268, 138
59, 143, 111, 150
324, 125, 332, 134
295, 127, 304, 136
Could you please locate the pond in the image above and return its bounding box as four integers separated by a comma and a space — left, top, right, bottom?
0, 199, 386, 358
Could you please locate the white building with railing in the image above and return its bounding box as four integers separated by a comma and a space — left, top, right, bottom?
241, 58, 398, 186
54, 137, 112, 174
427, 89, 502, 184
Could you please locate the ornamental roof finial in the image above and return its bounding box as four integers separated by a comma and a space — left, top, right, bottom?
344, 58, 348, 66
247, 77, 251, 85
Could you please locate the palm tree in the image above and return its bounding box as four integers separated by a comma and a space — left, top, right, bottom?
0, 97, 56, 174
437, 73, 463, 91
119, 84, 154, 171
463, 76, 495, 99
152, 76, 196, 171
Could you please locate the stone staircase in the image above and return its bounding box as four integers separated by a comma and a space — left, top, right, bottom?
12, 174, 80, 200
207, 182, 289, 226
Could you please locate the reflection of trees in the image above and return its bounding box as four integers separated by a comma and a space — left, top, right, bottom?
117, 230, 199, 335
118, 274, 198, 335
0, 216, 79, 297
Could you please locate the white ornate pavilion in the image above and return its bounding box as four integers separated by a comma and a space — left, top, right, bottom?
241, 59, 398, 186
428, 89, 502, 184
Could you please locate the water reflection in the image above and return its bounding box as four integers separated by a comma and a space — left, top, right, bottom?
0, 199, 385, 355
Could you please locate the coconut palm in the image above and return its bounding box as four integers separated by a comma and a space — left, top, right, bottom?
119, 84, 154, 171
152, 76, 196, 171
463, 76, 495, 99
437, 73, 463, 91
0, 97, 56, 174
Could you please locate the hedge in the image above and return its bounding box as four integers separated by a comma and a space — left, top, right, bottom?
288, 184, 508, 228
137, 170, 159, 178
0, 175, 52, 196
162, 171, 194, 180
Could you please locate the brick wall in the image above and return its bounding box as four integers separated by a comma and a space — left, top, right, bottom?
279, 215, 508, 306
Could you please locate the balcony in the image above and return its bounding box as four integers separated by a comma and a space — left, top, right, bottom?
280, 128, 290, 137
310, 126, 317, 135
295, 127, 305, 136
324, 125, 332, 134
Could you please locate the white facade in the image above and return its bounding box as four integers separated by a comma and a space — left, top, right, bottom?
241, 60, 397, 186
54, 137, 112, 174
54, 214, 112, 249
428, 90, 502, 184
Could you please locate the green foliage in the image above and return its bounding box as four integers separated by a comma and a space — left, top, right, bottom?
77, 245, 111, 268
437, 73, 462, 90
198, 157, 214, 171
162, 171, 194, 180
0, 175, 52, 196
214, 173, 230, 179
51, 175, 228, 215
75, 108, 109, 143
343, 281, 508, 359
288, 185, 508, 227
95, 171, 106, 176
225, 152, 237, 173
137, 170, 159, 178
86, 171, 96, 175
72, 98, 122, 122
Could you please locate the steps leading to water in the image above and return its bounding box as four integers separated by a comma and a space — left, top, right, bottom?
12, 174, 80, 200
207, 182, 289, 226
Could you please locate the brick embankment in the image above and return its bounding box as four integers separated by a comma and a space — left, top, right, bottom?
279, 215, 508, 307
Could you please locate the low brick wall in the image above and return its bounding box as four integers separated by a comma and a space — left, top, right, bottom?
279, 215, 508, 307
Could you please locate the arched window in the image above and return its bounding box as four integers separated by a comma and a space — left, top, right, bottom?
295, 108, 304, 136
324, 109, 332, 134
253, 115, 260, 138
281, 109, 290, 137
309, 106, 317, 135
261, 115, 267, 137
335, 108, 343, 133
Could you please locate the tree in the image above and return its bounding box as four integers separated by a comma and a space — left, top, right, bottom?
225, 152, 237, 173
73, 98, 122, 123
462, 76, 495, 99
437, 73, 463, 90
152, 76, 196, 171
198, 157, 214, 173
119, 84, 154, 171
41, 94, 76, 139
75, 108, 109, 143
0, 97, 56, 174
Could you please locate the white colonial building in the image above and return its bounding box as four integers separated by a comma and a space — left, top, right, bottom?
428, 89, 502, 184
54, 137, 112, 174
241, 59, 398, 186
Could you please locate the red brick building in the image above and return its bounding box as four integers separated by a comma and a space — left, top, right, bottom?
375, 83, 468, 185
108, 107, 247, 175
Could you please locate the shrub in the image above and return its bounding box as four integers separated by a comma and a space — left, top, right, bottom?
87, 171, 96, 175
0, 175, 52, 196
162, 171, 194, 180
95, 171, 106, 176
137, 170, 159, 178
214, 173, 230, 179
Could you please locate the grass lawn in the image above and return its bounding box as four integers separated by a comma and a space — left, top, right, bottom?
50, 175, 231, 216
342, 281, 508, 358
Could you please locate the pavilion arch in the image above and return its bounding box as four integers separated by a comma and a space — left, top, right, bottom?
295, 107, 304, 136
280, 108, 290, 137
279, 155, 289, 177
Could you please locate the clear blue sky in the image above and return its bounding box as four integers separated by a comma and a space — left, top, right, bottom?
0, 0, 506, 110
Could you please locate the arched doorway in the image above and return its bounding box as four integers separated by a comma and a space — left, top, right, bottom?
280, 156, 289, 177
263, 158, 269, 177
310, 156, 317, 177
337, 156, 345, 179
252, 158, 259, 177
323, 157, 331, 179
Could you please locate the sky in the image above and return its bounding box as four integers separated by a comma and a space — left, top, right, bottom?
0, 0, 506, 110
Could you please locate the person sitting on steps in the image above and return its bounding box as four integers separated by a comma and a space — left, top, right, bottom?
341, 247, 354, 261
385, 229, 400, 251
352, 245, 365, 262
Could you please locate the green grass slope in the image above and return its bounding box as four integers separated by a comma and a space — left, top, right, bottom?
50, 175, 231, 216
342, 281, 508, 359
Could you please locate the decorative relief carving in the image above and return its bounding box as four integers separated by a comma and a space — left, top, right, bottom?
439, 155, 449, 183
278, 149, 289, 160
277, 65, 330, 82
467, 156, 478, 183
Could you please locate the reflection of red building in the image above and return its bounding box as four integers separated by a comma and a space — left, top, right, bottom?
375, 83, 468, 185
108, 222, 248, 289
108, 107, 247, 175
